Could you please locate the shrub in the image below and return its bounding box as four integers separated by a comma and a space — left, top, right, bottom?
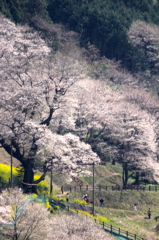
0, 163, 50, 194
73, 198, 88, 205
0, 163, 22, 186
34, 174, 50, 195
156, 224, 159, 234
95, 215, 112, 224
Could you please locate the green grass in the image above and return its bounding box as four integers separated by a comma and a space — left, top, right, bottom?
98, 206, 157, 239
0, 148, 19, 166
59, 162, 159, 240
1, 154, 159, 239
65, 189, 159, 239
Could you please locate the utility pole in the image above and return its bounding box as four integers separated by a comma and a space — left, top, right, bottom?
92, 162, 95, 215
77, 162, 95, 215
10, 141, 13, 188
50, 159, 53, 195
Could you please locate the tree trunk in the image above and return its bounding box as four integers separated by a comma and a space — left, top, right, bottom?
134, 172, 140, 185
112, 159, 116, 165
1, 140, 47, 193
22, 141, 38, 193
13, 222, 18, 240
23, 159, 36, 193
122, 162, 128, 189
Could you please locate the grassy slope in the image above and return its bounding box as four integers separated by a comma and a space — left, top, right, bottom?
96, 203, 159, 240
1, 151, 159, 239
0, 148, 19, 166
62, 164, 159, 240
48, 162, 159, 239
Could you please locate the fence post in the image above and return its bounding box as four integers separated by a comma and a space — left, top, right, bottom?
110, 225, 112, 233
105, 186, 107, 191
119, 228, 120, 235
134, 234, 136, 239
103, 221, 104, 228
155, 186, 157, 192
86, 185, 88, 191
70, 187, 72, 192
80, 185, 82, 191
149, 186, 151, 191
126, 231, 128, 237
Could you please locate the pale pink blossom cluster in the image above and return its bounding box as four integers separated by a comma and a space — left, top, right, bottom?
62, 78, 159, 182
1, 14, 159, 183
0, 189, 116, 240
0, 15, 99, 183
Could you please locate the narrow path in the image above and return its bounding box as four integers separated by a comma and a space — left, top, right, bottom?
95, 172, 120, 186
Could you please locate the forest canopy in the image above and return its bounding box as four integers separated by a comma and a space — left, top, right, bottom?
1, 0, 159, 66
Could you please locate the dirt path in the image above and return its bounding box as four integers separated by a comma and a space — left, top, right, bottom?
95, 172, 121, 185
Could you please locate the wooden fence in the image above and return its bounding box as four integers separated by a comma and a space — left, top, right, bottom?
0, 178, 146, 240
99, 220, 145, 240
64, 184, 159, 193
96, 220, 145, 240
67, 206, 145, 240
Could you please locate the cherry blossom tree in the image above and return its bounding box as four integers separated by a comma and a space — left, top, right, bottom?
62, 78, 159, 186
0, 15, 100, 192
0, 188, 49, 240
128, 21, 159, 75
1, 13, 159, 191
128, 20, 159, 91
46, 214, 115, 240
0, 188, 115, 240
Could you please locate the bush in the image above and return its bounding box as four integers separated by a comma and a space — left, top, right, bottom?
73, 198, 88, 205
34, 174, 50, 195
0, 163, 23, 186
46, 214, 116, 240
156, 224, 159, 234
0, 163, 50, 194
